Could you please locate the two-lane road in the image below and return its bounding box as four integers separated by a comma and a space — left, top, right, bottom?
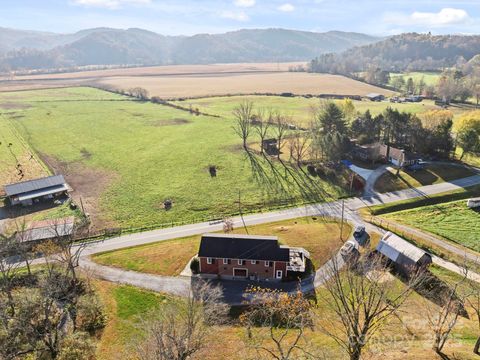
80, 174, 480, 256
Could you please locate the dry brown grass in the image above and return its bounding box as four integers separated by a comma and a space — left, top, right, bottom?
0, 63, 393, 98
97, 72, 393, 99
4, 62, 306, 81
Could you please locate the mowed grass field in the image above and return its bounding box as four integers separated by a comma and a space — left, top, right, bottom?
389, 71, 441, 87
98, 72, 394, 99
92, 217, 351, 275
374, 164, 477, 193
94, 272, 480, 360
0, 87, 347, 228
173, 95, 440, 127
384, 199, 480, 252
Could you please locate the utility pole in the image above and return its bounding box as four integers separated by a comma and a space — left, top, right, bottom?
340, 199, 345, 242
238, 190, 249, 234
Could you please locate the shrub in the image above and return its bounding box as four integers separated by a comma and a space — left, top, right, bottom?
58, 332, 96, 360
76, 294, 107, 334
190, 257, 200, 274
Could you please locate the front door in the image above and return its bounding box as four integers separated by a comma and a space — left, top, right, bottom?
233, 268, 248, 278
276, 270, 283, 279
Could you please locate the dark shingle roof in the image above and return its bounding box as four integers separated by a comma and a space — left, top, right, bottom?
4, 175, 67, 197
198, 233, 290, 262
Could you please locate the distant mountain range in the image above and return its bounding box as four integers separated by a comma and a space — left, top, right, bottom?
0, 27, 380, 71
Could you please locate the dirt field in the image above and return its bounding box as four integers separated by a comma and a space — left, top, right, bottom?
97, 72, 393, 99
0, 63, 393, 99
0, 62, 304, 92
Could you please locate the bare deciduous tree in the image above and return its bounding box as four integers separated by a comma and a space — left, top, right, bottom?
240, 287, 318, 360
274, 113, 289, 159
318, 253, 421, 360
467, 280, 480, 354
288, 131, 310, 166
254, 109, 272, 155
135, 280, 229, 360
233, 101, 254, 150
222, 217, 234, 233
424, 266, 471, 355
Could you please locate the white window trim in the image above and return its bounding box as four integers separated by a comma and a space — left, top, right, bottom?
238, 259, 243, 265
264, 261, 269, 267
276, 270, 283, 279
207, 257, 213, 264
251, 260, 257, 265
223, 258, 228, 265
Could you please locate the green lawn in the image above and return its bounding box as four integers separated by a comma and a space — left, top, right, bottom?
374, 164, 476, 193
384, 199, 480, 252
0, 87, 348, 228
172, 96, 440, 127
95, 283, 174, 359
92, 217, 351, 275
389, 71, 441, 87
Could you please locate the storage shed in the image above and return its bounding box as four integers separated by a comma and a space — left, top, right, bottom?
4, 175, 70, 206
376, 232, 432, 275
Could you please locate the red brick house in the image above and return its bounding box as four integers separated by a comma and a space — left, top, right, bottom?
197, 233, 310, 281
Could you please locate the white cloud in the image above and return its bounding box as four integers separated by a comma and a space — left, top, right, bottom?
411, 8, 469, 26
220, 10, 249, 21
234, 0, 255, 8
278, 3, 295, 12
384, 8, 470, 28
72, 0, 151, 10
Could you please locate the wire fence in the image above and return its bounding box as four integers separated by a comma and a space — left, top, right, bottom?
74, 197, 336, 244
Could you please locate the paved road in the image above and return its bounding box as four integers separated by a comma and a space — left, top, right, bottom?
13, 173, 480, 302
79, 173, 480, 257
73, 173, 480, 302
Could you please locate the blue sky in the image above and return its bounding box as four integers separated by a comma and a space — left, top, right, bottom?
1, 0, 479, 36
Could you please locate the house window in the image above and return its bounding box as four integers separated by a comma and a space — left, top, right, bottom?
207, 257, 213, 264
238, 259, 244, 265
251, 260, 257, 265
223, 258, 228, 265
264, 261, 269, 267
276, 270, 283, 279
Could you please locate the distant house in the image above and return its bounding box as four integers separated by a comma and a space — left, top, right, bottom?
4, 175, 70, 206
376, 232, 432, 276
379, 144, 421, 167
366, 93, 385, 102
197, 233, 310, 281
351, 142, 382, 163
16, 216, 75, 243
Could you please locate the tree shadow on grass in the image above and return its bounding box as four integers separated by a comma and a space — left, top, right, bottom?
399, 269, 469, 318
244, 149, 335, 208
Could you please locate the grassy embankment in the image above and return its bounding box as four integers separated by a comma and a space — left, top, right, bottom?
374, 164, 477, 193
383, 199, 480, 252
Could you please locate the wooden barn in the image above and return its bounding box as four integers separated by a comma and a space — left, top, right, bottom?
376, 232, 432, 276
